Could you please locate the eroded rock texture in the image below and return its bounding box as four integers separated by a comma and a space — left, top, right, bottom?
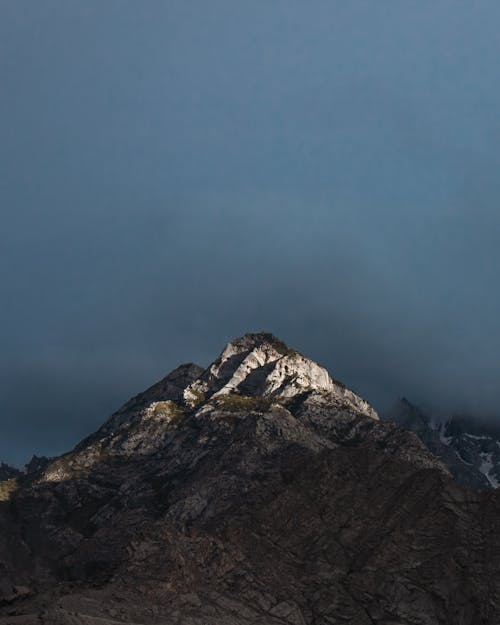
0, 333, 499, 624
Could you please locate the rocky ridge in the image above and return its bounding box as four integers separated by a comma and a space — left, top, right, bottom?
0, 333, 499, 625
0, 464, 22, 482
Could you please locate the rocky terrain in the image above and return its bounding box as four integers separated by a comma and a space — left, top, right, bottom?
0, 464, 22, 482
389, 398, 500, 490
0, 333, 499, 624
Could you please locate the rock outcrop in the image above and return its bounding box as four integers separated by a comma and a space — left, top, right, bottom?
1, 334, 499, 624
0, 463, 22, 482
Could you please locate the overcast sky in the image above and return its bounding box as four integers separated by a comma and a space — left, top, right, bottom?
1, 1, 500, 464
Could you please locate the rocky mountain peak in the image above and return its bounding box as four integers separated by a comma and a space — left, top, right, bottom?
76, 333, 377, 456
183, 333, 376, 419
220, 331, 289, 355
0, 462, 22, 482
3, 335, 500, 624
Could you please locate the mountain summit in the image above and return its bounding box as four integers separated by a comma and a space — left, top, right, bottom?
1, 334, 499, 624
183, 333, 377, 417
81, 332, 377, 454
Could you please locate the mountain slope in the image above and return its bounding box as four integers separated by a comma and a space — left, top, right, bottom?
389, 398, 500, 489
0, 463, 22, 482
1, 334, 499, 625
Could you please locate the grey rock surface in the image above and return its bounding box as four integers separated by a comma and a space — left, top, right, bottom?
1, 334, 499, 624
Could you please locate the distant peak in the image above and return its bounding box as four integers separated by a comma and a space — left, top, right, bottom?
165, 362, 205, 381
0, 462, 22, 481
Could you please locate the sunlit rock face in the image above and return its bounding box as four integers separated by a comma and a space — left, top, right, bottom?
184, 333, 378, 418
1, 334, 500, 625
66, 333, 378, 468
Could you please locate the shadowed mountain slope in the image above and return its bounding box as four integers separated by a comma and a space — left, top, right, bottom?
389, 398, 500, 490
0, 334, 499, 624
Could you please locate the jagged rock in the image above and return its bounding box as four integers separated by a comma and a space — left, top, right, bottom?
0, 463, 22, 482
183, 333, 377, 419
25, 455, 51, 475
0, 334, 499, 624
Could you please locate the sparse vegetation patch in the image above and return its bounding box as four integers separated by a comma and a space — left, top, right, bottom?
273, 339, 299, 357
214, 394, 273, 413
151, 401, 186, 425
0, 478, 20, 502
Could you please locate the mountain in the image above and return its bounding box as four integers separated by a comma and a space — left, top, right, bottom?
0, 456, 52, 485
389, 398, 500, 490
1, 333, 499, 624
0, 463, 22, 482
0, 464, 22, 506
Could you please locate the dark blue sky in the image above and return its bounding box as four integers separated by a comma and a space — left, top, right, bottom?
2, 1, 500, 464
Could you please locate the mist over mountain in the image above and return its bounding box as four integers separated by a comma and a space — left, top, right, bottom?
3, 3, 500, 621
2, 319, 500, 466
387, 398, 500, 490
2, 1, 500, 463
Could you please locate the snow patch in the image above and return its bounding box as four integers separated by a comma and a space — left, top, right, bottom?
479, 452, 499, 488
464, 433, 491, 441
438, 424, 452, 446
